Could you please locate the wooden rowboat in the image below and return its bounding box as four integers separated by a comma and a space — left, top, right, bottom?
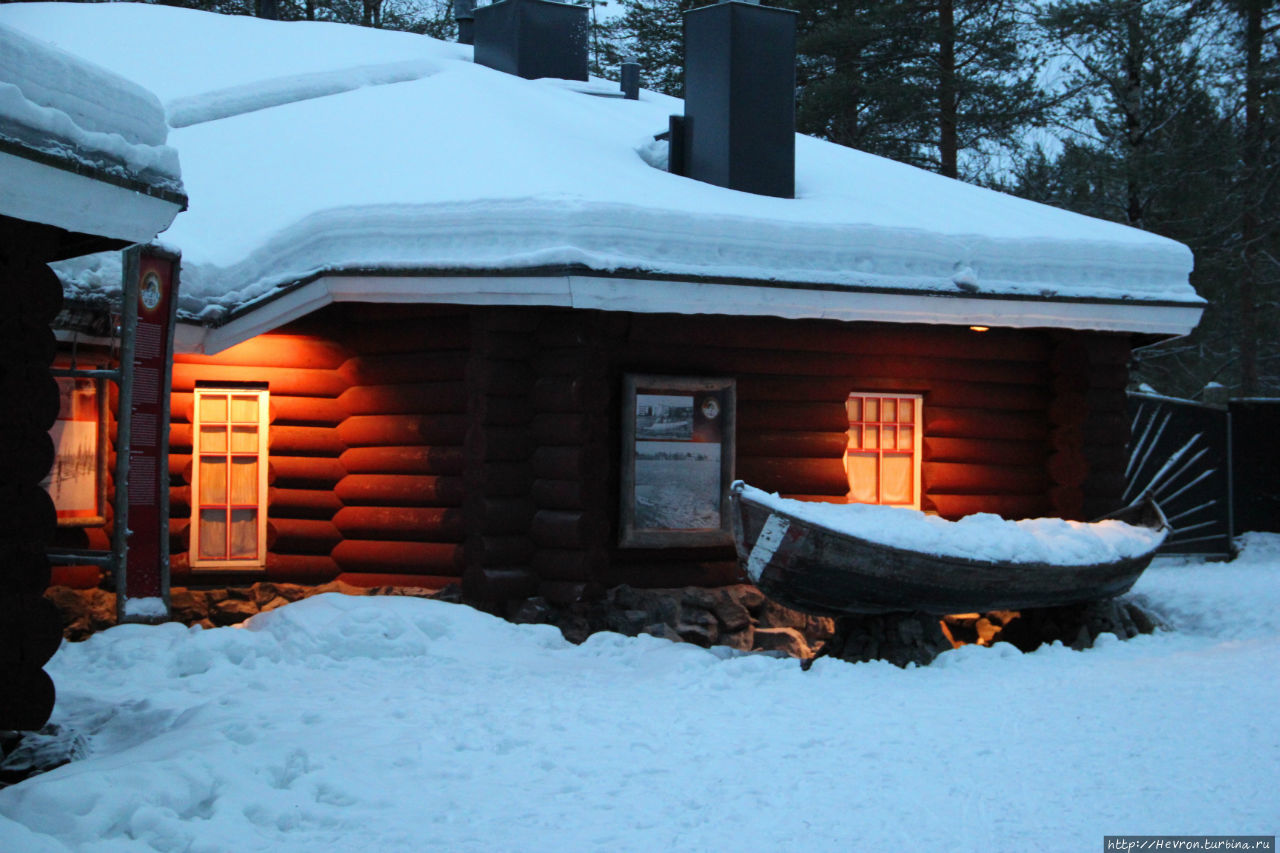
730, 482, 1169, 617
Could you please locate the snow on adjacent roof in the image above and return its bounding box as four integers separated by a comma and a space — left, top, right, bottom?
0, 21, 184, 241
2, 2, 1200, 334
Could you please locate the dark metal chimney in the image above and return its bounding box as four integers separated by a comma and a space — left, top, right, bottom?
681, 0, 796, 198
620, 54, 640, 100
455, 0, 476, 45
473, 0, 589, 82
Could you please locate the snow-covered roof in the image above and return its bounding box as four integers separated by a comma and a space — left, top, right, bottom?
1, 3, 1201, 351
0, 20, 184, 245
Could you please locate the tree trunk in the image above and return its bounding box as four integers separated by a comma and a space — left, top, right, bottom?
1123, 0, 1144, 227
1239, 0, 1263, 395
938, 0, 958, 178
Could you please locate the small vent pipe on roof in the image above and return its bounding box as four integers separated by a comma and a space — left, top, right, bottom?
679, 0, 796, 198
621, 53, 640, 100
455, 0, 476, 45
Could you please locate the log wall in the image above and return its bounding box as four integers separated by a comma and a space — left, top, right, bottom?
136, 303, 1134, 599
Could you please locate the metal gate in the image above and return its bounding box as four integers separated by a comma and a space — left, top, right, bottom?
1125, 393, 1233, 556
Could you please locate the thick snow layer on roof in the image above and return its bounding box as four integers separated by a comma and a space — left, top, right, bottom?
3, 3, 1198, 326
0, 22, 179, 186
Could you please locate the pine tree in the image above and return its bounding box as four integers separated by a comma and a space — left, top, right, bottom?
795, 0, 1048, 180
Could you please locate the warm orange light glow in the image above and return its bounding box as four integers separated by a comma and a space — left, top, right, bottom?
969, 325, 990, 333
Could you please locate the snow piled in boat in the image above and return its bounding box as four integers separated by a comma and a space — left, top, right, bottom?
740, 484, 1165, 565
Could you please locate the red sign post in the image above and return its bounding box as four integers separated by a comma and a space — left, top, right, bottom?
118, 246, 180, 623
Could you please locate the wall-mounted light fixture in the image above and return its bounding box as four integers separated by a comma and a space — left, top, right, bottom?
969, 325, 990, 333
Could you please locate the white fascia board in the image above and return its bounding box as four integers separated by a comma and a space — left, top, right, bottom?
0, 150, 181, 243
176, 272, 1204, 355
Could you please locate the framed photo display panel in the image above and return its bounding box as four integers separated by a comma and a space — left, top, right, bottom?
43, 374, 108, 526
620, 374, 736, 548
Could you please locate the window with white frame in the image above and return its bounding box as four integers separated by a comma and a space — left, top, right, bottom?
191, 387, 268, 568
844, 392, 922, 509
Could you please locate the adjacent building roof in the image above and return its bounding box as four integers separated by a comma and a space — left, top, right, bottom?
0, 20, 184, 250
1, 2, 1202, 352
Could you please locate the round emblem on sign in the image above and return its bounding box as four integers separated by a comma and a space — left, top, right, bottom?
140, 272, 162, 311
701, 397, 720, 420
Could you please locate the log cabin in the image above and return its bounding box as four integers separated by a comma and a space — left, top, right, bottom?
5, 2, 1203, 612
0, 19, 185, 726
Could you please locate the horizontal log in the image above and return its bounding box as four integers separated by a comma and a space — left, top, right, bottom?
332, 506, 465, 542
736, 402, 848, 433
532, 377, 609, 413
0, 542, 50, 594
532, 446, 589, 480
1087, 363, 1130, 390
926, 382, 1050, 412
172, 454, 191, 484
338, 414, 468, 447
530, 548, 607, 582
1049, 485, 1085, 520
922, 437, 1046, 467
922, 493, 1051, 521
625, 314, 1051, 362
338, 382, 467, 417
335, 572, 458, 589
265, 553, 342, 584
48, 564, 101, 589
259, 487, 341, 520
342, 318, 469, 354
735, 457, 848, 496
1081, 412, 1129, 445
338, 352, 468, 387
532, 348, 610, 379
172, 393, 346, 427
464, 359, 534, 397
1047, 451, 1089, 488
471, 330, 535, 361
472, 462, 533, 497
737, 431, 846, 459
530, 412, 603, 446
335, 474, 465, 507
0, 662, 54, 731
171, 363, 346, 398
465, 426, 532, 463
924, 407, 1049, 441
1077, 332, 1132, 366
474, 395, 532, 427
531, 479, 592, 510
268, 456, 346, 488
178, 334, 351, 370
0, 594, 61, 668
1048, 392, 1089, 427
339, 445, 464, 476
268, 518, 342, 555
1085, 386, 1128, 413
269, 425, 346, 457
922, 462, 1049, 495
531, 509, 608, 550
1048, 424, 1083, 453
466, 535, 535, 567
1051, 370, 1091, 394
463, 567, 539, 602
623, 343, 1050, 386
331, 539, 463, 575
467, 497, 535, 536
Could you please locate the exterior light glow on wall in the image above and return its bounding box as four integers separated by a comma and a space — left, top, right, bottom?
969, 325, 990, 333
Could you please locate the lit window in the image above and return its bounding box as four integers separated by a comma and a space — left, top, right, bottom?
845, 393, 922, 509
191, 388, 268, 568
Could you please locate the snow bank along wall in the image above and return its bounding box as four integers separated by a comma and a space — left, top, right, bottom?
48, 304, 1132, 605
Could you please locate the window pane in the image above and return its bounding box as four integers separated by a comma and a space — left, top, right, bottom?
229, 509, 257, 559
864, 426, 879, 449
882, 399, 896, 422
230, 395, 258, 423
864, 398, 878, 421
899, 399, 914, 423
230, 426, 257, 453
199, 457, 226, 504
230, 458, 258, 504
848, 426, 862, 449
846, 397, 861, 422
199, 509, 226, 559
847, 453, 878, 503
200, 425, 227, 453
882, 454, 913, 504
199, 394, 227, 424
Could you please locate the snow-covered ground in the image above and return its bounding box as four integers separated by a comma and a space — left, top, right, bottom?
1, 535, 1276, 852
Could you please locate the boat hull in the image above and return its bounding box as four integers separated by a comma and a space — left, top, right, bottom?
731, 486, 1166, 617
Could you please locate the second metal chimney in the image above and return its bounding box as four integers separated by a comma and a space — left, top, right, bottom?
681, 0, 796, 198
